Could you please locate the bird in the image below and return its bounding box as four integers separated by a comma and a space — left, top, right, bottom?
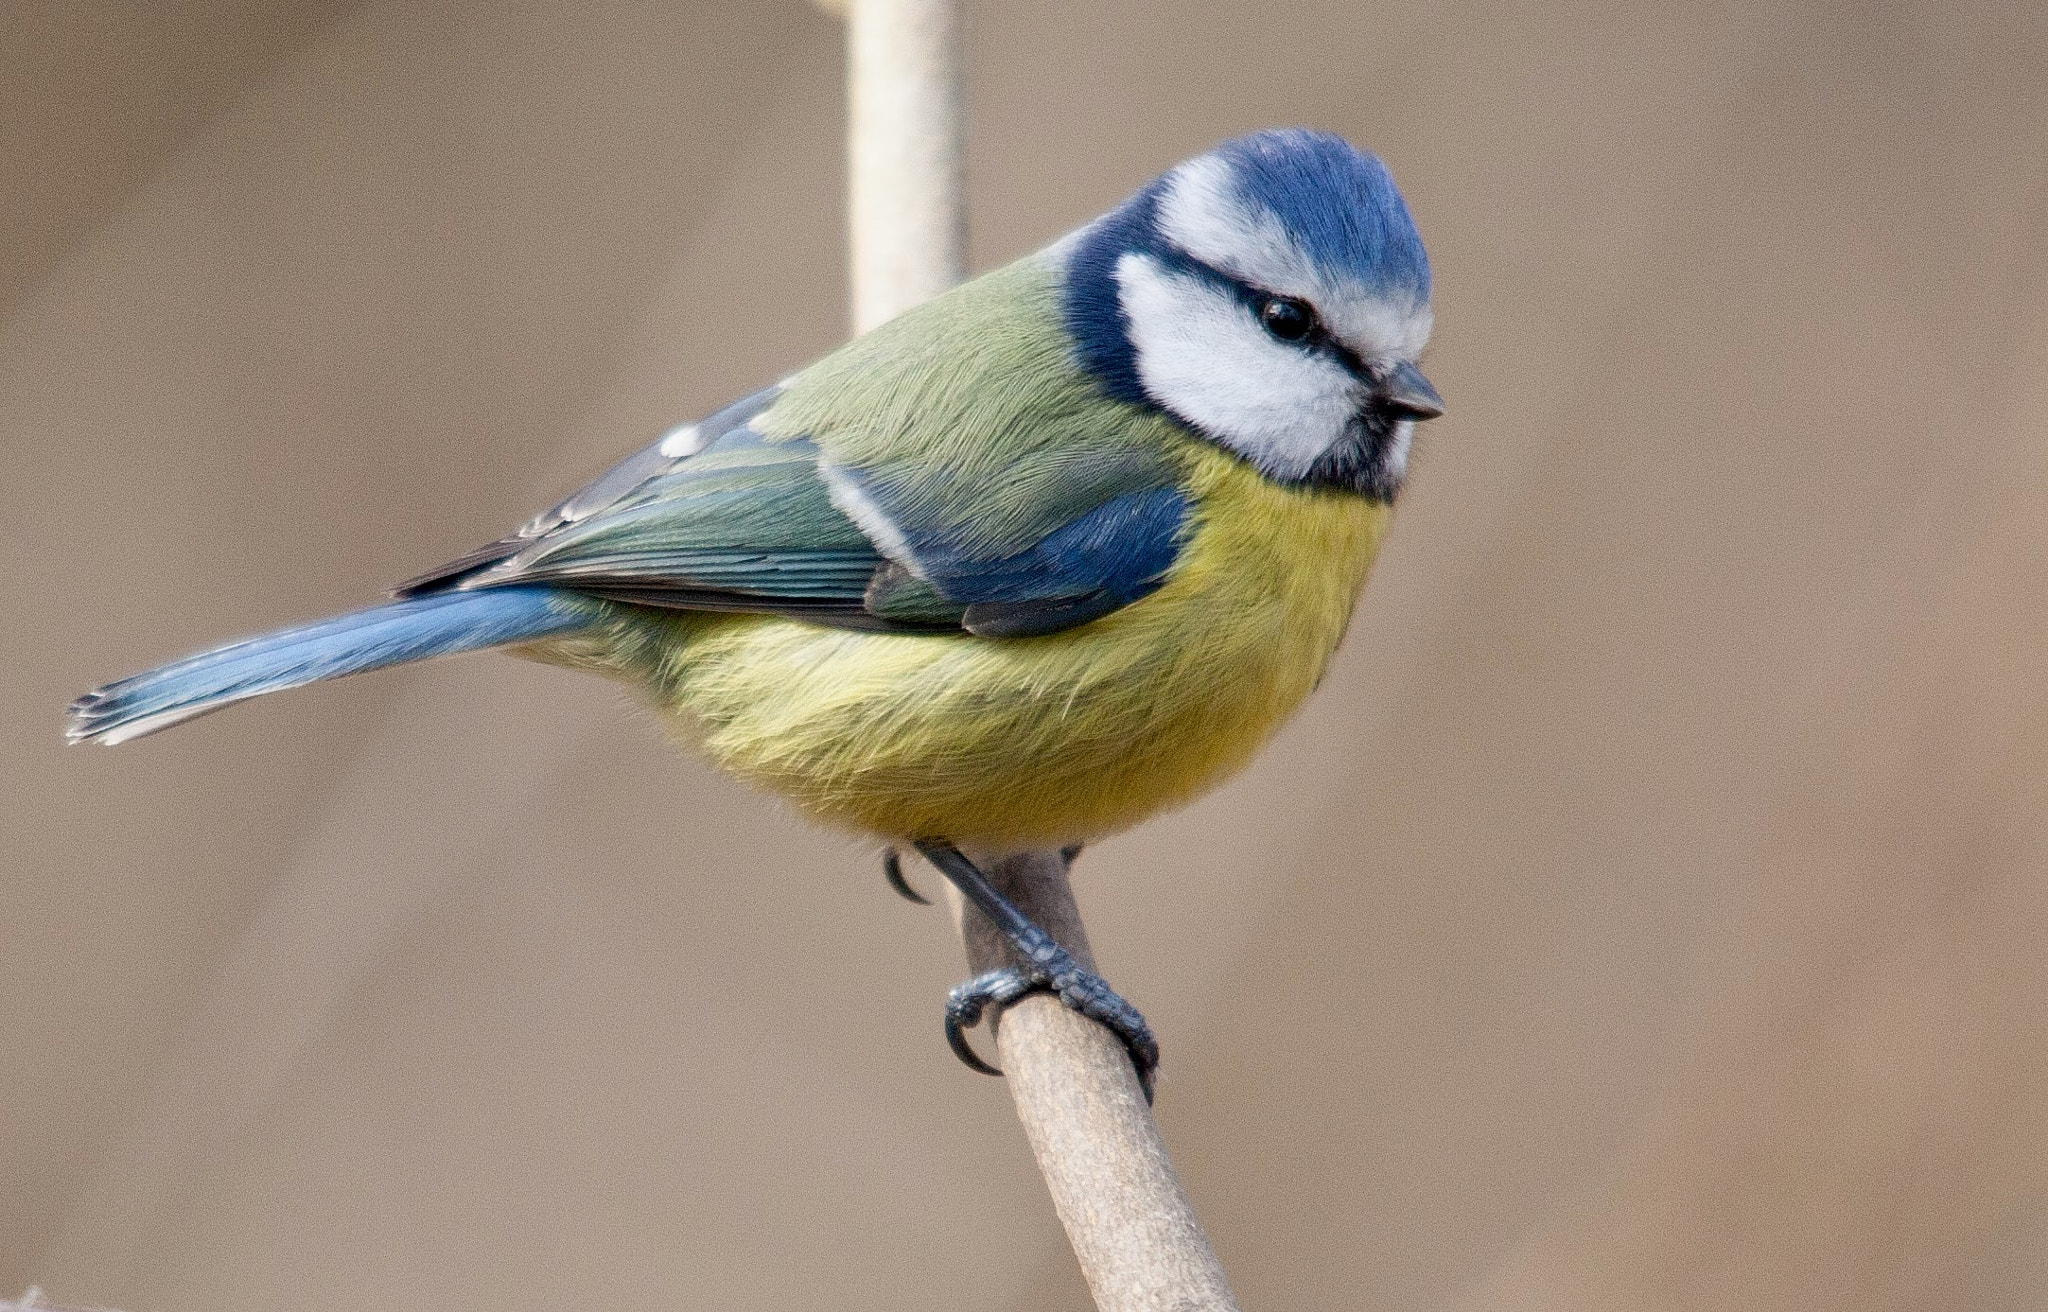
68, 128, 1441, 1095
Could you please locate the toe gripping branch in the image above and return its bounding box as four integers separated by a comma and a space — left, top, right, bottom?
905, 841, 1160, 1101
882, 847, 933, 905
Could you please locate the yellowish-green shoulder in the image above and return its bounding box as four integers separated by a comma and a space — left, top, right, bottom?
756, 251, 1192, 558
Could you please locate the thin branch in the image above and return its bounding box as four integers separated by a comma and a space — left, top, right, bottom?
959, 851, 1241, 1312
833, 2, 1241, 1306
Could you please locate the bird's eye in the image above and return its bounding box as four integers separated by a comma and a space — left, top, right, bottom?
1258, 296, 1318, 343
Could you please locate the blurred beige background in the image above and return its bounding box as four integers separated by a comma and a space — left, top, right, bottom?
6, 2, 2048, 1309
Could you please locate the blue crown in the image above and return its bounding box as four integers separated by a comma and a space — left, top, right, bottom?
1209, 129, 1430, 300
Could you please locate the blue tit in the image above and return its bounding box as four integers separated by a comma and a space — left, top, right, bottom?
69, 128, 1442, 1090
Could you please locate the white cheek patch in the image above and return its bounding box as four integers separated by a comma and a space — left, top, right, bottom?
1115, 252, 1356, 479
1155, 156, 1434, 360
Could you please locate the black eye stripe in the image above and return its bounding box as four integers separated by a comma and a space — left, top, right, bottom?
1137, 242, 1378, 379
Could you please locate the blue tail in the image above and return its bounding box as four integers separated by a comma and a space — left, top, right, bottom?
68, 586, 601, 745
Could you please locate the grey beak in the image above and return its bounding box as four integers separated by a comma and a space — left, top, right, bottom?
1381, 360, 1445, 420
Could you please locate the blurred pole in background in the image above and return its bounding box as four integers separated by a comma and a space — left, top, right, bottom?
835, 3, 1238, 1308
845, 0, 963, 332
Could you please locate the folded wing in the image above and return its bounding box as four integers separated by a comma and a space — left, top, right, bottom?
399, 262, 1195, 638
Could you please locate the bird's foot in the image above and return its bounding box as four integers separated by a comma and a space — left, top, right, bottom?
907, 840, 1157, 1100
944, 953, 1160, 1101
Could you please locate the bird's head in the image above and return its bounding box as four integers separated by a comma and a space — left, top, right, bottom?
1063, 129, 1440, 501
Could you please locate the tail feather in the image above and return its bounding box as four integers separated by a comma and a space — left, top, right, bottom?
68, 586, 599, 745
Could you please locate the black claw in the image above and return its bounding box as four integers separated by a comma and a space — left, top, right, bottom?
882, 847, 933, 905
944, 967, 1040, 1076
945, 1014, 1004, 1076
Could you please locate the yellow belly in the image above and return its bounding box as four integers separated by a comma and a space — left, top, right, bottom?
629, 446, 1390, 848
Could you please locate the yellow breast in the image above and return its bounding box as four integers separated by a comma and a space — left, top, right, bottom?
638, 445, 1391, 848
